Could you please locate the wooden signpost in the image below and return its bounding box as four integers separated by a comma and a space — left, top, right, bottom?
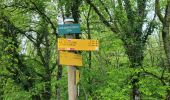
58, 38, 99, 51
61, 18, 78, 100
57, 17, 99, 100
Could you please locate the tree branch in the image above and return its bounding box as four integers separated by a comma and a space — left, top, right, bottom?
98, 0, 113, 22
30, 0, 57, 36
0, 74, 13, 79
123, 0, 135, 26
1, 15, 37, 45
141, 67, 166, 85
85, 0, 119, 33
50, 63, 57, 73
164, 0, 170, 25
142, 13, 156, 43
137, 0, 146, 20
155, 0, 164, 23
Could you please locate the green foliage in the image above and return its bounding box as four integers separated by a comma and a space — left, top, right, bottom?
0, 0, 170, 99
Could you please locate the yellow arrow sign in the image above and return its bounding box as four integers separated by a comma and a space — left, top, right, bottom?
59, 51, 82, 66
58, 38, 99, 51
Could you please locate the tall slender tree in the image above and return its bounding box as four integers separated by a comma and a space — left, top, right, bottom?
155, 0, 170, 99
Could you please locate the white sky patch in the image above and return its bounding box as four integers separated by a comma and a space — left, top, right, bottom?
58, 14, 64, 24
21, 36, 27, 54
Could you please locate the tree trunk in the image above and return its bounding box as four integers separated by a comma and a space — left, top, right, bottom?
161, 1, 170, 99
56, 65, 62, 100
42, 70, 51, 100
44, 80, 51, 100
131, 66, 140, 100
125, 40, 144, 100
41, 17, 52, 100
162, 0, 170, 69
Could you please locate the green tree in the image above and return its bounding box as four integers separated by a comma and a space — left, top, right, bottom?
0, 0, 58, 99
85, 0, 156, 99
155, 0, 170, 99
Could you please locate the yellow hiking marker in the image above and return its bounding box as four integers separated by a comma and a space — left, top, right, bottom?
58, 38, 99, 51
76, 70, 80, 84
59, 51, 82, 66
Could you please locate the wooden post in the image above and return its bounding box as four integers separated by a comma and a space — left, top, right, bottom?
64, 18, 77, 100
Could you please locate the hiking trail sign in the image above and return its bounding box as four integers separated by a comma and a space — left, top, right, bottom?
58, 38, 99, 51
58, 24, 81, 35
59, 51, 82, 66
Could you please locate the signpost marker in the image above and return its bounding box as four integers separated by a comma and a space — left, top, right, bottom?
58, 38, 99, 51
57, 17, 99, 100
59, 51, 82, 66
64, 18, 77, 100
58, 24, 81, 35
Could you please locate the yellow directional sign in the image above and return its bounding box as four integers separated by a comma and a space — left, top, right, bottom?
58, 38, 99, 51
59, 51, 82, 66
